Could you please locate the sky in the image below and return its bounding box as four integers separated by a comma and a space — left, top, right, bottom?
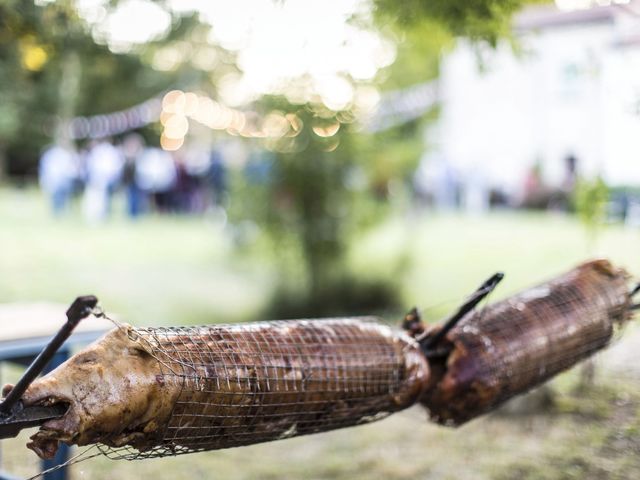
73, 0, 395, 109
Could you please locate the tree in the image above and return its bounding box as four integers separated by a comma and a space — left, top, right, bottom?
0, 0, 529, 316
226, 1, 529, 317
0, 1, 206, 177
374, 0, 528, 46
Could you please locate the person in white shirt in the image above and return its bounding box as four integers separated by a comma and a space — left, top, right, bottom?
135, 147, 177, 212
83, 138, 124, 222
39, 142, 80, 216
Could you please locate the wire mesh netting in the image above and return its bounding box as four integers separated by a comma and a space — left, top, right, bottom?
98, 318, 428, 460
13, 259, 639, 479
419, 259, 633, 425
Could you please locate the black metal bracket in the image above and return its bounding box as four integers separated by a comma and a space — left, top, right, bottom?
630, 283, 640, 312
420, 272, 504, 354
0, 295, 98, 425
0, 404, 68, 440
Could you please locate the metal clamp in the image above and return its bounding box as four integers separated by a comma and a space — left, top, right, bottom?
0, 296, 98, 438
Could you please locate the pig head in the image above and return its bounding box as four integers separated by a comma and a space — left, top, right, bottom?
2, 325, 180, 459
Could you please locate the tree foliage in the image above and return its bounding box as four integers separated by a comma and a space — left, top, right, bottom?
374, 0, 527, 46
232, 0, 527, 316
0, 0, 527, 314
0, 1, 203, 176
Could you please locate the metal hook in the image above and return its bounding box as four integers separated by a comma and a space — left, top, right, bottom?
421, 272, 504, 352
0, 295, 98, 417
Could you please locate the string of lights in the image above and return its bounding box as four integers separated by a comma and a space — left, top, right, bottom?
62, 81, 438, 150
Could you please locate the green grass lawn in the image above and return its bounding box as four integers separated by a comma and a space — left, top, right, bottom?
1, 188, 638, 326
1, 187, 639, 479
0, 188, 271, 326
353, 211, 640, 321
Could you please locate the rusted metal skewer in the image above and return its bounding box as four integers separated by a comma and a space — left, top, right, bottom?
0, 259, 633, 458
0, 295, 98, 417
630, 283, 640, 311
421, 272, 504, 353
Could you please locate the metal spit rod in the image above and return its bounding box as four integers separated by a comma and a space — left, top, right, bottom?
0, 295, 98, 417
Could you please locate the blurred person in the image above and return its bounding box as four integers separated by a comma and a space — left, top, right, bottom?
83, 138, 124, 222
135, 147, 177, 213
549, 153, 579, 211
208, 148, 227, 207
121, 133, 146, 218
562, 154, 578, 193
38, 140, 80, 216
171, 148, 205, 213
523, 163, 542, 200
181, 145, 213, 213
172, 152, 189, 213
413, 152, 458, 210
462, 163, 489, 214
520, 162, 552, 209
625, 198, 640, 228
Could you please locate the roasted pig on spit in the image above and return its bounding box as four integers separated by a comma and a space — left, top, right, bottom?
1, 259, 636, 461
416, 258, 632, 425
9, 320, 429, 459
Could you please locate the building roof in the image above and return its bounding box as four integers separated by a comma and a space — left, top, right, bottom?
514, 2, 640, 31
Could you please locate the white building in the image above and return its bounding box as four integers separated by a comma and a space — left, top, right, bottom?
435, 2, 640, 197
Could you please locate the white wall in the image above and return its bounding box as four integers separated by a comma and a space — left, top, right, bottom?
436, 12, 640, 191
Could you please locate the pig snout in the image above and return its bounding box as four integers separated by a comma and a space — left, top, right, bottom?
13, 325, 167, 459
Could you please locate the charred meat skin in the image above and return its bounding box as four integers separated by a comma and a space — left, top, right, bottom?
142, 320, 429, 456
16, 319, 429, 459
419, 259, 631, 425
11, 326, 181, 459
8, 259, 635, 460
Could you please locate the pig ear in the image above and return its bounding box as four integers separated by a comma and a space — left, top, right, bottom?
117, 325, 156, 357
127, 336, 155, 357
128, 344, 153, 358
